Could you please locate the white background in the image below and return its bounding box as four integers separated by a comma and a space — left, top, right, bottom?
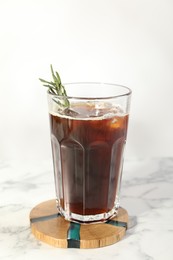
0, 0, 173, 162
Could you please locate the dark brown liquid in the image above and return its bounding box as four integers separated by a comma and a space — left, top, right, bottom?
50, 106, 128, 216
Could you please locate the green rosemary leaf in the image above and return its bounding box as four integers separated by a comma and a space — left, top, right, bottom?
49, 89, 56, 95
43, 84, 56, 89
45, 85, 56, 92
55, 71, 61, 84
50, 65, 60, 86
39, 65, 69, 108
39, 78, 54, 85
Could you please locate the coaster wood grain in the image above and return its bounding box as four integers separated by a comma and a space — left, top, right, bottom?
30, 199, 128, 249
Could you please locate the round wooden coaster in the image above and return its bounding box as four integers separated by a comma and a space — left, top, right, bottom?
29, 199, 128, 249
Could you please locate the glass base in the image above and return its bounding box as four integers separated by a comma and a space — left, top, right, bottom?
56, 201, 120, 224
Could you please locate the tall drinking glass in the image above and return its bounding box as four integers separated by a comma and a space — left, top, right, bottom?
47, 83, 131, 223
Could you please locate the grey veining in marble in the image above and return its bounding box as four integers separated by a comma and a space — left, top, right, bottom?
0, 158, 173, 259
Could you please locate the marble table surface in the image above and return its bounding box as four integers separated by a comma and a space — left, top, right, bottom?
0, 157, 173, 260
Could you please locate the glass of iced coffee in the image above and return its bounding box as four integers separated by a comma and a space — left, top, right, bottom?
47, 82, 131, 224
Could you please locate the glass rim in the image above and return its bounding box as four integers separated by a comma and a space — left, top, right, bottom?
47, 82, 132, 100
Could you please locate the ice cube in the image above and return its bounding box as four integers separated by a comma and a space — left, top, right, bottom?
103, 112, 116, 119
63, 108, 80, 117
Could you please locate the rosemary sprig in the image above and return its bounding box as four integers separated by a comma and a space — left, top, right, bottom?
39, 65, 69, 108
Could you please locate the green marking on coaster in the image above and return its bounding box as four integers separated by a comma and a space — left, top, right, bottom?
106, 219, 127, 229
30, 213, 61, 223
67, 222, 81, 248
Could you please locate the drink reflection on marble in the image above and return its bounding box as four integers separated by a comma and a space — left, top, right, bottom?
47, 83, 131, 223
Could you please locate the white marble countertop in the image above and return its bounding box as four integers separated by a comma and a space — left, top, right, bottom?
0, 158, 173, 260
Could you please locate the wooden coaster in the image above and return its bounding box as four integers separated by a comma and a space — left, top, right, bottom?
29, 199, 128, 249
